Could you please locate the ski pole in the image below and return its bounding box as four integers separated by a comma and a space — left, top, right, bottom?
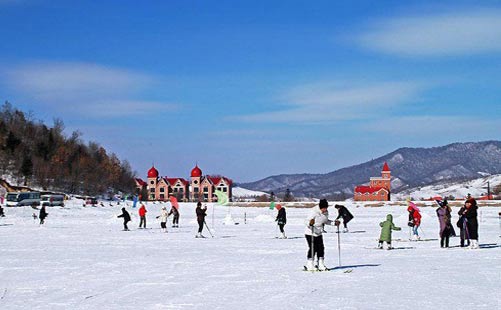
203, 220, 214, 238
337, 224, 341, 267
419, 226, 426, 239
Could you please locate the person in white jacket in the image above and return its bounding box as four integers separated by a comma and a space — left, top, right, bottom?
304, 199, 338, 271
156, 207, 169, 233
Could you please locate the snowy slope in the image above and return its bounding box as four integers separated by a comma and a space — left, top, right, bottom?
232, 186, 268, 198
394, 174, 501, 200
0, 199, 500, 309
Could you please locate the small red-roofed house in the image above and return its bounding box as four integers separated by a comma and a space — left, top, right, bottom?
354, 162, 391, 201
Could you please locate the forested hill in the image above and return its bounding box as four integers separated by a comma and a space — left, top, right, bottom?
0, 102, 135, 195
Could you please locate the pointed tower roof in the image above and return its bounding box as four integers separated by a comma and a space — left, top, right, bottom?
382, 162, 390, 172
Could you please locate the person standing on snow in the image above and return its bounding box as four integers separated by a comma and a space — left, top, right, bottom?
334, 204, 354, 233
138, 203, 147, 229
0, 204, 5, 217
275, 204, 287, 239
195, 202, 207, 238
304, 199, 337, 271
436, 199, 455, 248
407, 201, 422, 240
462, 196, 479, 249
169, 204, 180, 228
378, 214, 401, 250
156, 207, 169, 233
39, 205, 48, 225
117, 207, 131, 231
457, 202, 469, 247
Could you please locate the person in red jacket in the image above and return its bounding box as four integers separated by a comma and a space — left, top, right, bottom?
138, 204, 147, 229
407, 201, 422, 240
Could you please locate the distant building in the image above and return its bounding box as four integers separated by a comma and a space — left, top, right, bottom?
135, 164, 232, 202
354, 162, 391, 201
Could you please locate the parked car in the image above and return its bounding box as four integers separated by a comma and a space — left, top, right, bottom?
5, 192, 41, 207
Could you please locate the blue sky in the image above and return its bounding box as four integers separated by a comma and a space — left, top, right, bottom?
1, 1, 500, 182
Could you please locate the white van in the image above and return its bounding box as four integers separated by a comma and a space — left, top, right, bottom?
5, 192, 41, 207
41, 194, 65, 207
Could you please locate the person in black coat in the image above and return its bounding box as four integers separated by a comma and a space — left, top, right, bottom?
169, 205, 180, 228
334, 204, 354, 232
275, 204, 287, 239
39, 205, 48, 225
195, 202, 207, 238
0, 205, 5, 217
117, 207, 131, 231
462, 197, 479, 249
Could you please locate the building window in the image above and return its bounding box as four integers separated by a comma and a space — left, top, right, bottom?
194, 187, 199, 193
203, 187, 209, 193
193, 180, 198, 185
150, 188, 155, 193
160, 188, 165, 193
150, 181, 154, 185
160, 194, 164, 199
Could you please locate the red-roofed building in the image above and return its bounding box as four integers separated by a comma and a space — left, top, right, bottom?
135, 164, 232, 202
354, 162, 391, 201
190, 165, 232, 202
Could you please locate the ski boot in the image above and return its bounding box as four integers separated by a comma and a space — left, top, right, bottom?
318, 258, 328, 271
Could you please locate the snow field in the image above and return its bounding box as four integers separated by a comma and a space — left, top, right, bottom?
0, 200, 500, 310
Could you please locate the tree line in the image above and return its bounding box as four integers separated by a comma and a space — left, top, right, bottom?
0, 102, 135, 196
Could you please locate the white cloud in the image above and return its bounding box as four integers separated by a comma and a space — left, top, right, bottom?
2, 61, 176, 118
357, 9, 501, 56
237, 81, 424, 123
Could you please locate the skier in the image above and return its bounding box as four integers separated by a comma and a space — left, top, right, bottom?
195, 201, 207, 238
275, 204, 287, 239
39, 205, 48, 225
138, 203, 147, 229
304, 199, 337, 271
436, 199, 455, 248
378, 214, 401, 250
334, 204, 354, 233
169, 204, 180, 228
462, 197, 479, 249
407, 201, 422, 240
117, 207, 131, 231
156, 206, 169, 233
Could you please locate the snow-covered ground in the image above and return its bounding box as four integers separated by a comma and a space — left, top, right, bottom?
0, 199, 500, 310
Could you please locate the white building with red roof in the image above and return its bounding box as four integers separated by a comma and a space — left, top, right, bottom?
354, 162, 391, 201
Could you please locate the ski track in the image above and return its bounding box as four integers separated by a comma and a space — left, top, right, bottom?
0, 202, 500, 309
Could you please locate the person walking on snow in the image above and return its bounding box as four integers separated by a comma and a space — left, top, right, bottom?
436, 199, 455, 248
304, 199, 337, 271
275, 204, 287, 239
195, 202, 207, 238
156, 207, 169, 233
117, 207, 131, 231
39, 205, 48, 225
169, 204, 180, 228
457, 202, 469, 247
138, 203, 147, 229
407, 201, 422, 240
462, 196, 479, 249
334, 204, 354, 233
378, 214, 401, 250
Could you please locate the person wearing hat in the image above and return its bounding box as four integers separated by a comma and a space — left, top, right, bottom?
195, 201, 207, 238
334, 204, 354, 233
304, 199, 338, 271
156, 206, 169, 233
407, 201, 422, 240
275, 204, 287, 239
436, 199, 455, 248
461, 196, 479, 249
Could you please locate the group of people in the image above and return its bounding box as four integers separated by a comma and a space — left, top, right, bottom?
117, 202, 180, 232
301, 195, 482, 271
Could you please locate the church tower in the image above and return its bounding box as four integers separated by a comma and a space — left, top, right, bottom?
190, 164, 202, 201
147, 166, 159, 200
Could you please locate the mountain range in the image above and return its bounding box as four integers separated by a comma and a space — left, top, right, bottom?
237, 141, 501, 199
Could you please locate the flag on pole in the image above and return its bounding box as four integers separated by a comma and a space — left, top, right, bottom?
269, 201, 275, 210
169, 196, 179, 209
214, 190, 229, 205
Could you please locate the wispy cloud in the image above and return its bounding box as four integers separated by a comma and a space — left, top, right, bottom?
356, 9, 501, 56
236, 81, 424, 123
2, 61, 177, 118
